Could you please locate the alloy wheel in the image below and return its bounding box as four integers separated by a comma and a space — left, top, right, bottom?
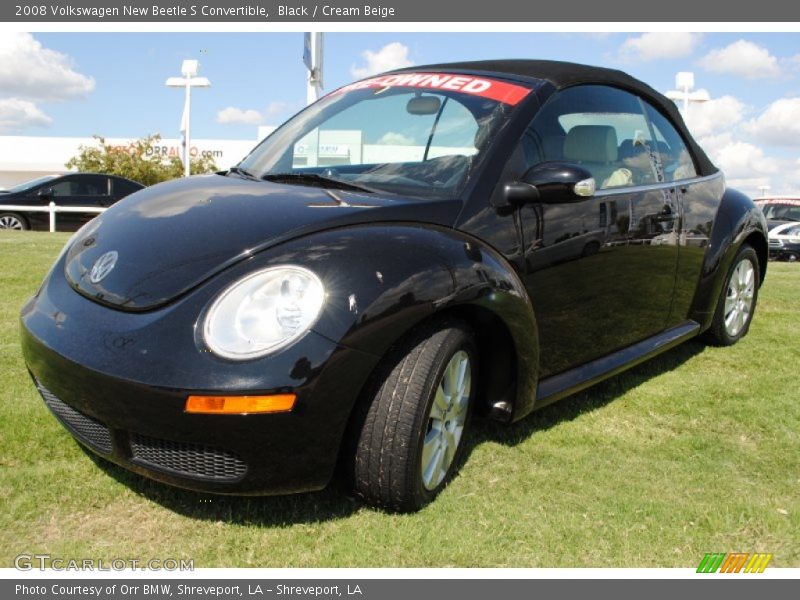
0, 215, 24, 230
724, 258, 756, 337
420, 350, 471, 490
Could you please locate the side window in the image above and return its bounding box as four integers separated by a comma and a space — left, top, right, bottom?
112, 179, 141, 196
520, 85, 662, 189
50, 180, 76, 196
643, 103, 698, 182
73, 176, 108, 196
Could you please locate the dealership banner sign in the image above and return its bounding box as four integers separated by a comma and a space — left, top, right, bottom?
3, 0, 800, 21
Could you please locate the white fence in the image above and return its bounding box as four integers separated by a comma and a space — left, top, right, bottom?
0, 202, 106, 232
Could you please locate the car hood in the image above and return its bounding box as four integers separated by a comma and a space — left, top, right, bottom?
64, 174, 461, 311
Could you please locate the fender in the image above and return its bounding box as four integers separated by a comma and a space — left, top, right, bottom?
257, 222, 540, 421
688, 187, 769, 329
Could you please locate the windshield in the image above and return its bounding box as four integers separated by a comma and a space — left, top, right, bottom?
4, 175, 57, 193
238, 72, 532, 199
760, 202, 800, 221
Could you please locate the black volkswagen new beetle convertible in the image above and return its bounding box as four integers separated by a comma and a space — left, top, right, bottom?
21, 60, 768, 511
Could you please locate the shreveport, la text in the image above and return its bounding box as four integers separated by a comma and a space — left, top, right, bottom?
14, 554, 194, 571
15, 584, 364, 597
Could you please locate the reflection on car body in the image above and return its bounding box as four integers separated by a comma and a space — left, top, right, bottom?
0, 172, 143, 231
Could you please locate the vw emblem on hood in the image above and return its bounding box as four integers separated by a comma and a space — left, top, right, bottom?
89, 251, 119, 284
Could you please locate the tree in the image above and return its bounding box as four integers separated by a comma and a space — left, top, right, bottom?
65, 134, 218, 186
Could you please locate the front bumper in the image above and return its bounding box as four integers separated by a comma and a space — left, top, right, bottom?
768, 239, 800, 261
20, 260, 380, 495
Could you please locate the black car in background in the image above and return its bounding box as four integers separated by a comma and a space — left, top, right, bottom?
0, 173, 143, 231
755, 198, 800, 260
21, 60, 769, 512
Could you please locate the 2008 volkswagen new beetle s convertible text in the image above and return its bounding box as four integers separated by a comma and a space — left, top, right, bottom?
21, 60, 768, 512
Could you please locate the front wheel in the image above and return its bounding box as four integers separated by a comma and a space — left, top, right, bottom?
352, 319, 477, 512
0, 212, 29, 231
704, 244, 760, 346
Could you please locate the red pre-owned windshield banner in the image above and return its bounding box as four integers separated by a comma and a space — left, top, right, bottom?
336, 72, 532, 105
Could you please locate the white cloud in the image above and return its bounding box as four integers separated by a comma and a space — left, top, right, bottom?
726, 177, 774, 196
0, 32, 94, 102
350, 42, 413, 79
216, 106, 263, 125
264, 101, 296, 119
0, 98, 52, 133
710, 141, 785, 197
377, 131, 415, 145
783, 54, 800, 72
695, 132, 734, 158
713, 141, 779, 180
618, 32, 702, 62
683, 95, 746, 139
216, 101, 298, 126
743, 97, 800, 146
784, 160, 800, 193
698, 40, 781, 79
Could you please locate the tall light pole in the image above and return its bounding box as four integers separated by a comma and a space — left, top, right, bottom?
304, 33, 324, 105
665, 72, 710, 114
166, 59, 210, 177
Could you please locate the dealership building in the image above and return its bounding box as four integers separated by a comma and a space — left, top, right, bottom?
0, 134, 267, 189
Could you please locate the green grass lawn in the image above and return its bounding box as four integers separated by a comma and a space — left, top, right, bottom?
1, 231, 798, 567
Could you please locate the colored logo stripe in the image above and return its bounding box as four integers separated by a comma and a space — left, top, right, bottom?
697, 553, 726, 573
719, 553, 749, 573
744, 553, 772, 573
697, 553, 773, 573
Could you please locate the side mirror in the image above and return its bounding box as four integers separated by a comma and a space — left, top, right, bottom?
504, 162, 596, 206
38, 187, 54, 199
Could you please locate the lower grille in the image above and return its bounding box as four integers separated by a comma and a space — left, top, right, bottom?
130, 433, 247, 481
37, 383, 113, 453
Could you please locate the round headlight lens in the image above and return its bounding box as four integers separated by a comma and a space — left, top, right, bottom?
203, 266, 325, 360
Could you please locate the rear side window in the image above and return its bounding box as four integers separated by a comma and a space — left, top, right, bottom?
113, 178, 142, 196
643, 103, 698, 182
520, 85, 662, 189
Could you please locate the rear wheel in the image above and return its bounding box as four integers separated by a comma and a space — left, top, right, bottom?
0, 212, 28, 231
352, 319, 477, 512
704, 244, 760, 346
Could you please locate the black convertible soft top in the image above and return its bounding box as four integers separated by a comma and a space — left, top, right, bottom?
391, 59, 717, 177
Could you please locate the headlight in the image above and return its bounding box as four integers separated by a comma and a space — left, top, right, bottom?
203, 265, 325, 360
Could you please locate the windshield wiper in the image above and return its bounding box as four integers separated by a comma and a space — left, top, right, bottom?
227, 166, 258, 180
262, 172, 374, 193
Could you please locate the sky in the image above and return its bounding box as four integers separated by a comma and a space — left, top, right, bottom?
0, 32, 799, 196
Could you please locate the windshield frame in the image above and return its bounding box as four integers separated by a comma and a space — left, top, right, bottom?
237, 73, 534, 201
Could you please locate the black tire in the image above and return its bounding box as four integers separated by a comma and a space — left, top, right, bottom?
0, 212, 29, 231
352, 319, 477, 512
703, 244, 760, 346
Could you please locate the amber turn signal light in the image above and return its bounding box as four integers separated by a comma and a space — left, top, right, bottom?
185, 394, 296, 414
